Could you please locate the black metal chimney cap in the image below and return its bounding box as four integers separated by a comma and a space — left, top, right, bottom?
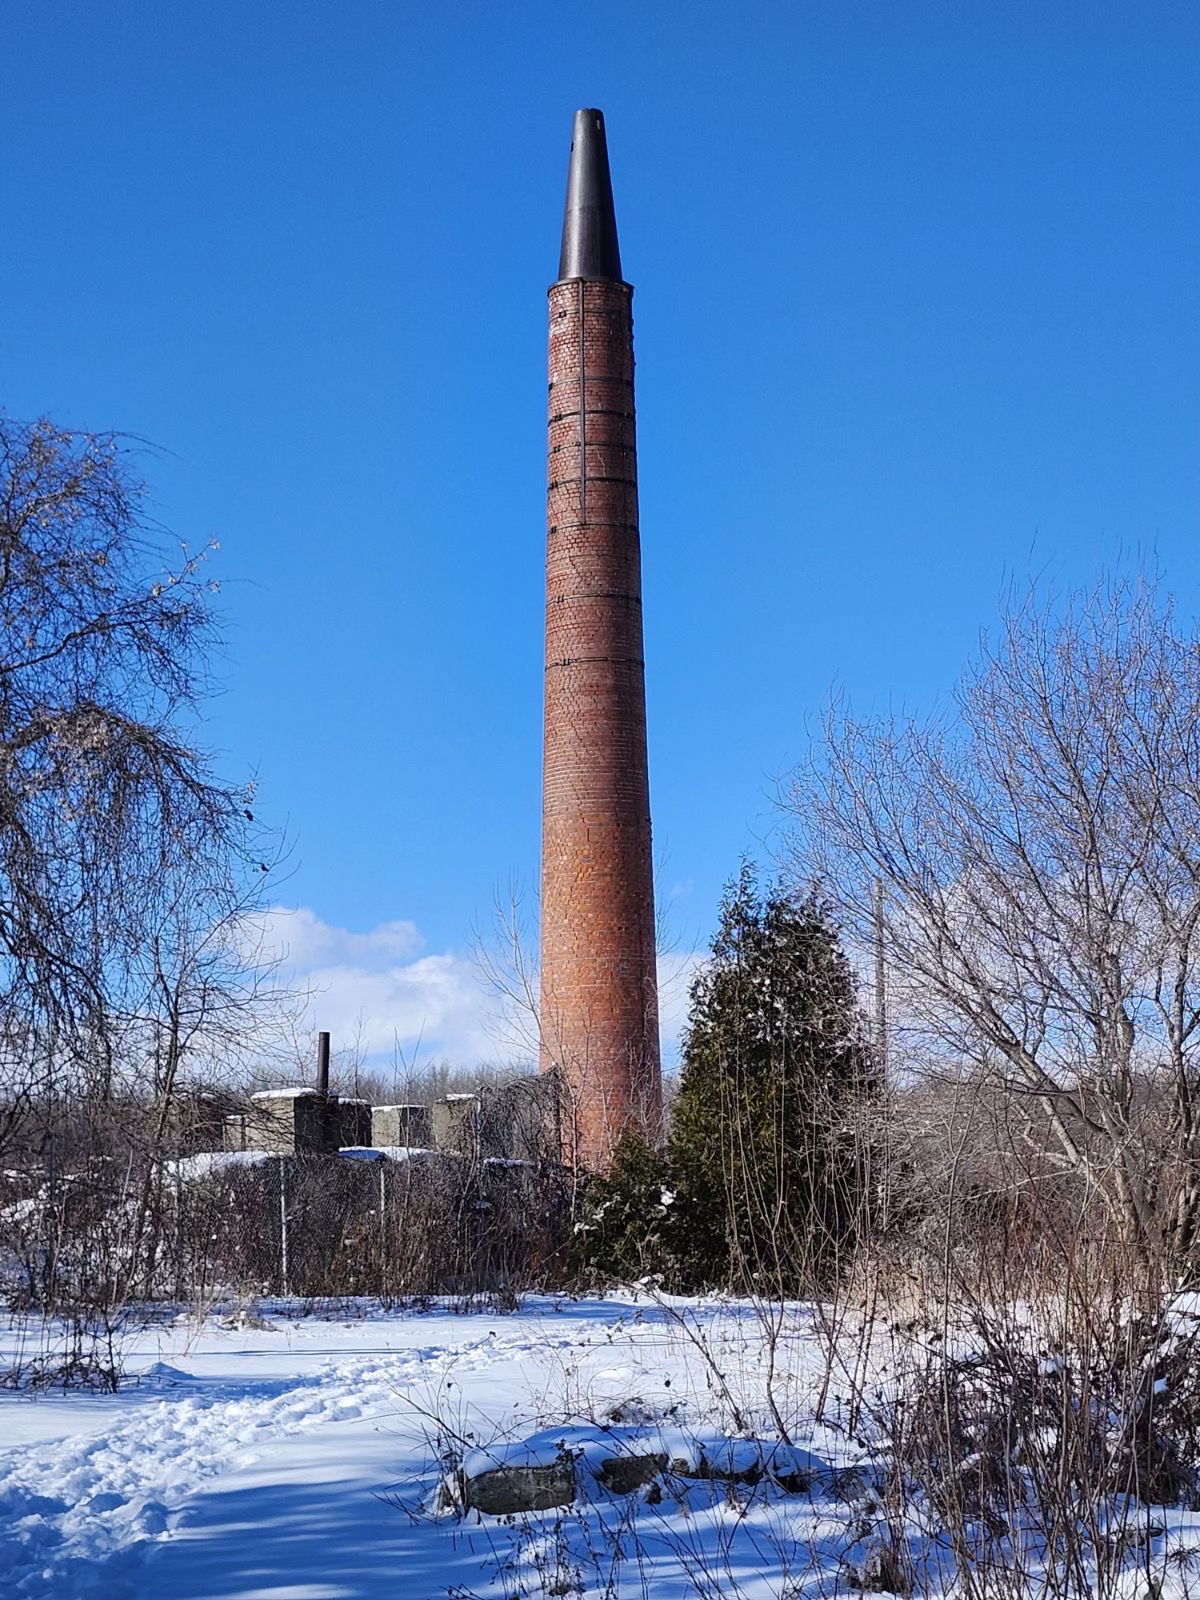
557, 108, 623, 283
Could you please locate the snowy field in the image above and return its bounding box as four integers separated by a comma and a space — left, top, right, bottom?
3, 1294, 1200, 1599
0, 1295, 861, 1599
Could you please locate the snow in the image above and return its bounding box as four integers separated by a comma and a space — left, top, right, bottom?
336, 1145, 437, 1162
458, 1422, 828, 1485
250, 1087, 323, 1102
0, 1302, 571, 1595
0, 1297, 836, 1597
1, 1296, 1197, 1598
167, 1151, 275, 1181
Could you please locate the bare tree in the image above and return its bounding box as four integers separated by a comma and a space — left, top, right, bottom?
0, 417, 271, 1101
0, 416, 287, 1343
787, 580, 1200, 1273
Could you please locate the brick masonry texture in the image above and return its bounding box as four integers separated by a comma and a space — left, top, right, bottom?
540, 278, 663, 1170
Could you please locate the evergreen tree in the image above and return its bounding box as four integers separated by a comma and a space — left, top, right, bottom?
571, 1126, 670, 1285
667, 863, 876, 1293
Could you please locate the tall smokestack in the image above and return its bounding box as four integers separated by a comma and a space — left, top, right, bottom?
540, 109, 662, 1169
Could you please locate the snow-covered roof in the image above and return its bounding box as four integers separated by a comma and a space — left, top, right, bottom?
372, 1104, 429, 1114
338, 1145, 438, 1163
444, 1092, 478, 1103
168, 1151, 276, 1181
251, 1087, 323, 1102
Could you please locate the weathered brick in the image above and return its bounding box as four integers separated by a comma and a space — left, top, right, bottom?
539, 277, 662, 1170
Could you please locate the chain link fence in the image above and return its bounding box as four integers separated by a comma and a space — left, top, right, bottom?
168, 1149, 570, 1303
0, 1078, 576, 1362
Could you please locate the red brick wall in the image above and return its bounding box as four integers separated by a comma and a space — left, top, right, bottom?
540, 278, 663, 1170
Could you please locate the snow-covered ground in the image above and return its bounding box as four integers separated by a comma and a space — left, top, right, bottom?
2, 1295, 1199, 1599
0, 1296, 853, 1599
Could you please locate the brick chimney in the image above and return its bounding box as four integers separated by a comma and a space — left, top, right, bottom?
540, 109, 662, 1169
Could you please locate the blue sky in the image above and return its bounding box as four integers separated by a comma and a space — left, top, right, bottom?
2, 2, 1196, 1064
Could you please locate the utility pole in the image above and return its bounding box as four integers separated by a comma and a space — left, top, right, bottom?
874, 878, 888, 1079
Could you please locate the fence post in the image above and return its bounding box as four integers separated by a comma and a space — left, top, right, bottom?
279, 1158, 291, 1298
379, 1161, 387, 1297
174, 1163, 184, 1303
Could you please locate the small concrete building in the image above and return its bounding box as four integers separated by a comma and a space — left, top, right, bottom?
157, 1092, 229, 1155
431, 1093, 480, 1159
223, 1111, 253, 1152
371, 1104, 433, 1149
480, 1078, 553, 1164
248, 1088, 329, 1155
334, 1097, 372, 1150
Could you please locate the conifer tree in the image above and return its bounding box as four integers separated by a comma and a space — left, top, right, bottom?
571, 1125, 670, 1285
667, 863, 876, 1293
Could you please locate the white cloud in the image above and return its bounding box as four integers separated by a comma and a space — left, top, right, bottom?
296, 951, 496, 1064
238, 906, 423, 971
245, 905, 705, 1071
657, 949, 706, 1065
239, 907, 494, 1066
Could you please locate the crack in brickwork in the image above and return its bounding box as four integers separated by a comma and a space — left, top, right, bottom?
539, 278, 663, 1170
